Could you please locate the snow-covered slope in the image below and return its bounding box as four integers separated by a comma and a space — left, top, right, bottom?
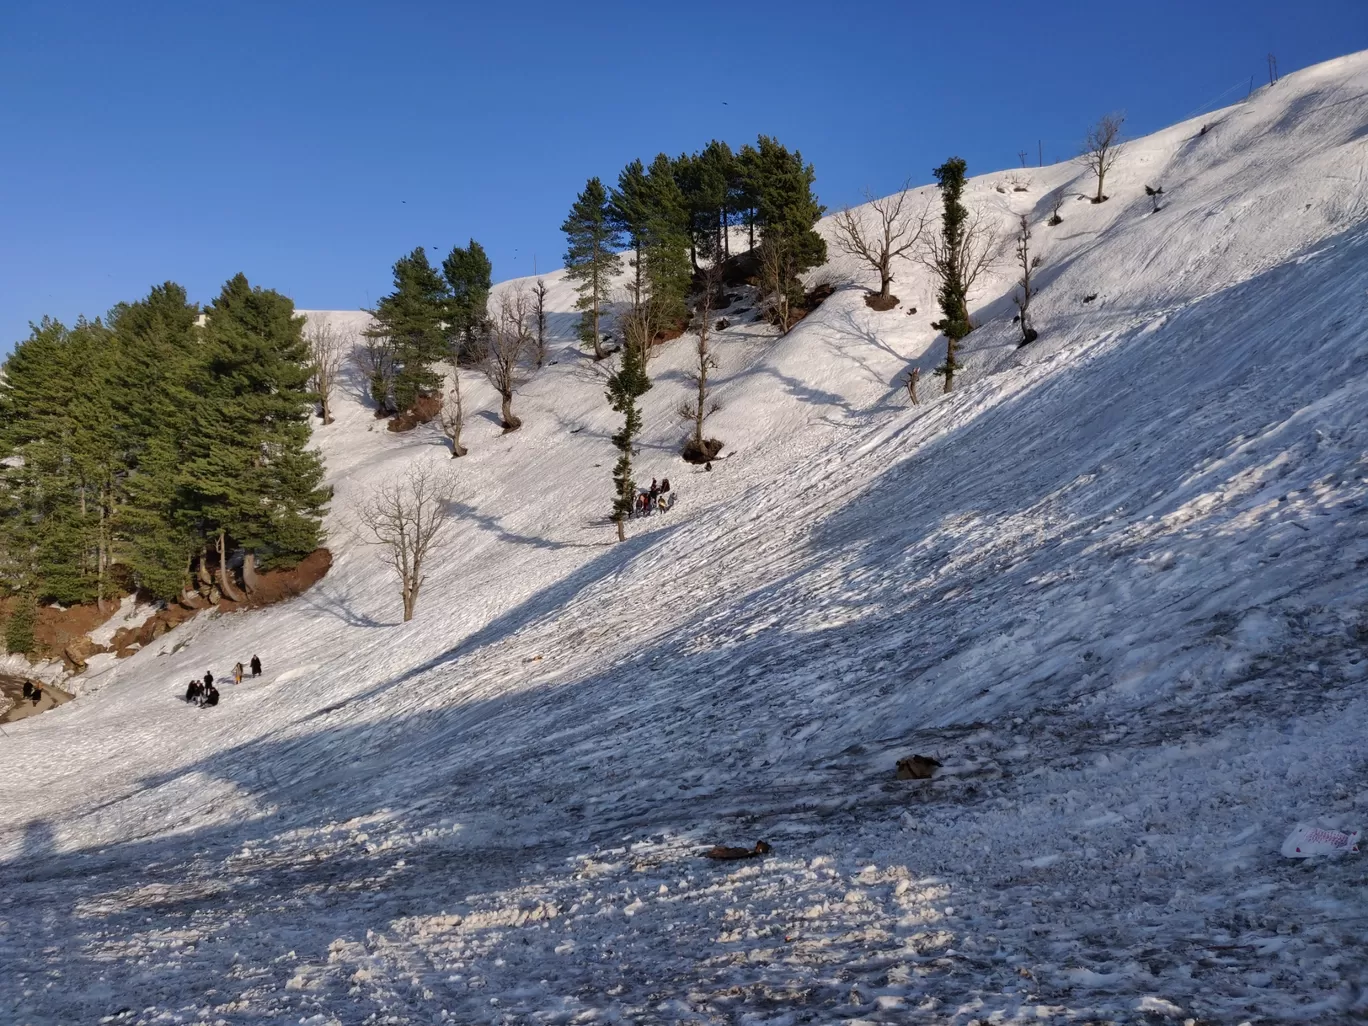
4, 52, 1368, 1025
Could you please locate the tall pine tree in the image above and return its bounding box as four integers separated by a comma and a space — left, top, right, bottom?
367, 248, 448, 413
442, 240, 492, 359
562, 178, 622, 360
605, 333, 651, 542
642, 153, 692, 329
931, 157, 972, 392
610, 160, 651, 307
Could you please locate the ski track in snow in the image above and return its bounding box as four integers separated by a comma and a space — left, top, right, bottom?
3, 53, 1368, 1026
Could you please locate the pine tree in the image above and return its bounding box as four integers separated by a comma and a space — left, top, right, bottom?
752, 135, 827, 277
368, 248, 448, 413
923, 158, 994, 392
442, 239, 492, 358
610, 159, 651, 306
185, 275, 328, 595
642, 153, 692, 329
562, 178, 622, 360
732, 143, 762, 251
605, 332, 651, 542
107, 283, 202, 599
695, 139, 736, 259
5, 597, 34, 655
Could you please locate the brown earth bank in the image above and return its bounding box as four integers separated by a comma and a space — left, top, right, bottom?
3, 548, 332, 677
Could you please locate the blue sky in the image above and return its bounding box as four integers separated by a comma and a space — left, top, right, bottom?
1, 0, 1364, 349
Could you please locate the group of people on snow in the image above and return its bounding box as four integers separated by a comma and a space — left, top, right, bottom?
634, 478, 674, 517
183, 653, 261, 708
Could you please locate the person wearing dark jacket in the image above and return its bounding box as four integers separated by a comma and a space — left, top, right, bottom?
250, 654, 261, 677
203, 670, 214, 689
185, 679, 202, 703
202, 684, 219, 707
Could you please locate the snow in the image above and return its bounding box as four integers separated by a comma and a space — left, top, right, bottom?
3, 51, 1368, 1024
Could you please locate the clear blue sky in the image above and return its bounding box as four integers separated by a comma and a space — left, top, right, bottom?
1, 0, 1364, 349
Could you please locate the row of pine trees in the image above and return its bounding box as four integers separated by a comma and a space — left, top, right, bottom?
561, 136, 827, 359
0, 275, 328, 612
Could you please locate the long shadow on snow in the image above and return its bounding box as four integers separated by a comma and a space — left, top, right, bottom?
5, 226, 1368, 1022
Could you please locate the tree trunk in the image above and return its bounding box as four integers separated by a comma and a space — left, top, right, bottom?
242, 551, 262, 595
216, 529, 246, 603
943, 339, 958, 393
616, 517, 625, 542
1095, 170, 1106, 203
591, 267, 605, 360
500, 393, 522, 432
321, 393, 334, 425
880, 261, 892, 298
196, 553, 213, 590
689, 241, 699, 274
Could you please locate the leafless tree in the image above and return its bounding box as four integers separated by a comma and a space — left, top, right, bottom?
1047, 188, 1067, 226
1145, 184, 1164, 214
831, 182, 932, 300
438, 373, 467, 457
532, 277, 550, 368
905, 365, 920, 405
353, 464, 456, 622
679, 261, 723, 461
759, 240, 801, 333
614, 285, 664, 370
1013, 215, 1041, 346
482, 285, 532, 431
353, 329, 396, 413
306, 319, 347, 425
1079, 113, 1125, 204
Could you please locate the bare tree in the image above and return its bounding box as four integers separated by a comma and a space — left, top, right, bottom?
905, 365, 920, 405
352, 330, 396, 413
306, 319, 347, 425
831, 183, 931, 302
532, 277, 550, 368
354, 464, 456, 622
438, 373, 467, 457
679, 261, 723, 462
1047, 188, 1067, 226
482, 285, 532, 431
759, 240, 800, 333
1013, 215, 1041, 346
1079, 113, 1124, 204
1145, 184, 1164, 214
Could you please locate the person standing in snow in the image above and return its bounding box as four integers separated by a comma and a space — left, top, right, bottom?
250, 654, 261, 677
233, 661, 244, 685
203, 670, 214, 689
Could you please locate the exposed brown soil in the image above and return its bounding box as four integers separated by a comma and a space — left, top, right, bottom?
681, 437, 724, 464
865, 292, 900, 311
388, 394, 442, 432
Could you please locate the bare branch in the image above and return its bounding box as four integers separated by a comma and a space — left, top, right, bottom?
1078, 112, 1125, 203
306, 319, 348, 425
481, 285, 533, 431
352, 464, 457, 621
832, 182, 932, 300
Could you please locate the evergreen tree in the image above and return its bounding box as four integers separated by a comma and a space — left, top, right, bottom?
441, 239, 492, 358
561, 177, 622, 360
107, 283, 202, 598
368, 248, 448, 412
605, 332, 651, 543
184, 275, 328, 592
642, 153, 692, 328
732, 143, 762, 251
695, 139, 736, 259
5, 597, 34, 655
924, 157, 993, 392
752, 135, 827, 275
610, 159, 651, 306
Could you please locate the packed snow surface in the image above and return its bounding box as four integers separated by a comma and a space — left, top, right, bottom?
4, 53, 1368, 1025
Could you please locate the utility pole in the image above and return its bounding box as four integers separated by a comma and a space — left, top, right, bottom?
1268, 53, 1278, 85
1038, 140, 1043, 167
1018, 150, 1029, 168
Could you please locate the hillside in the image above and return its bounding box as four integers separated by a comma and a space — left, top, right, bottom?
3, 51, 1368, 1024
